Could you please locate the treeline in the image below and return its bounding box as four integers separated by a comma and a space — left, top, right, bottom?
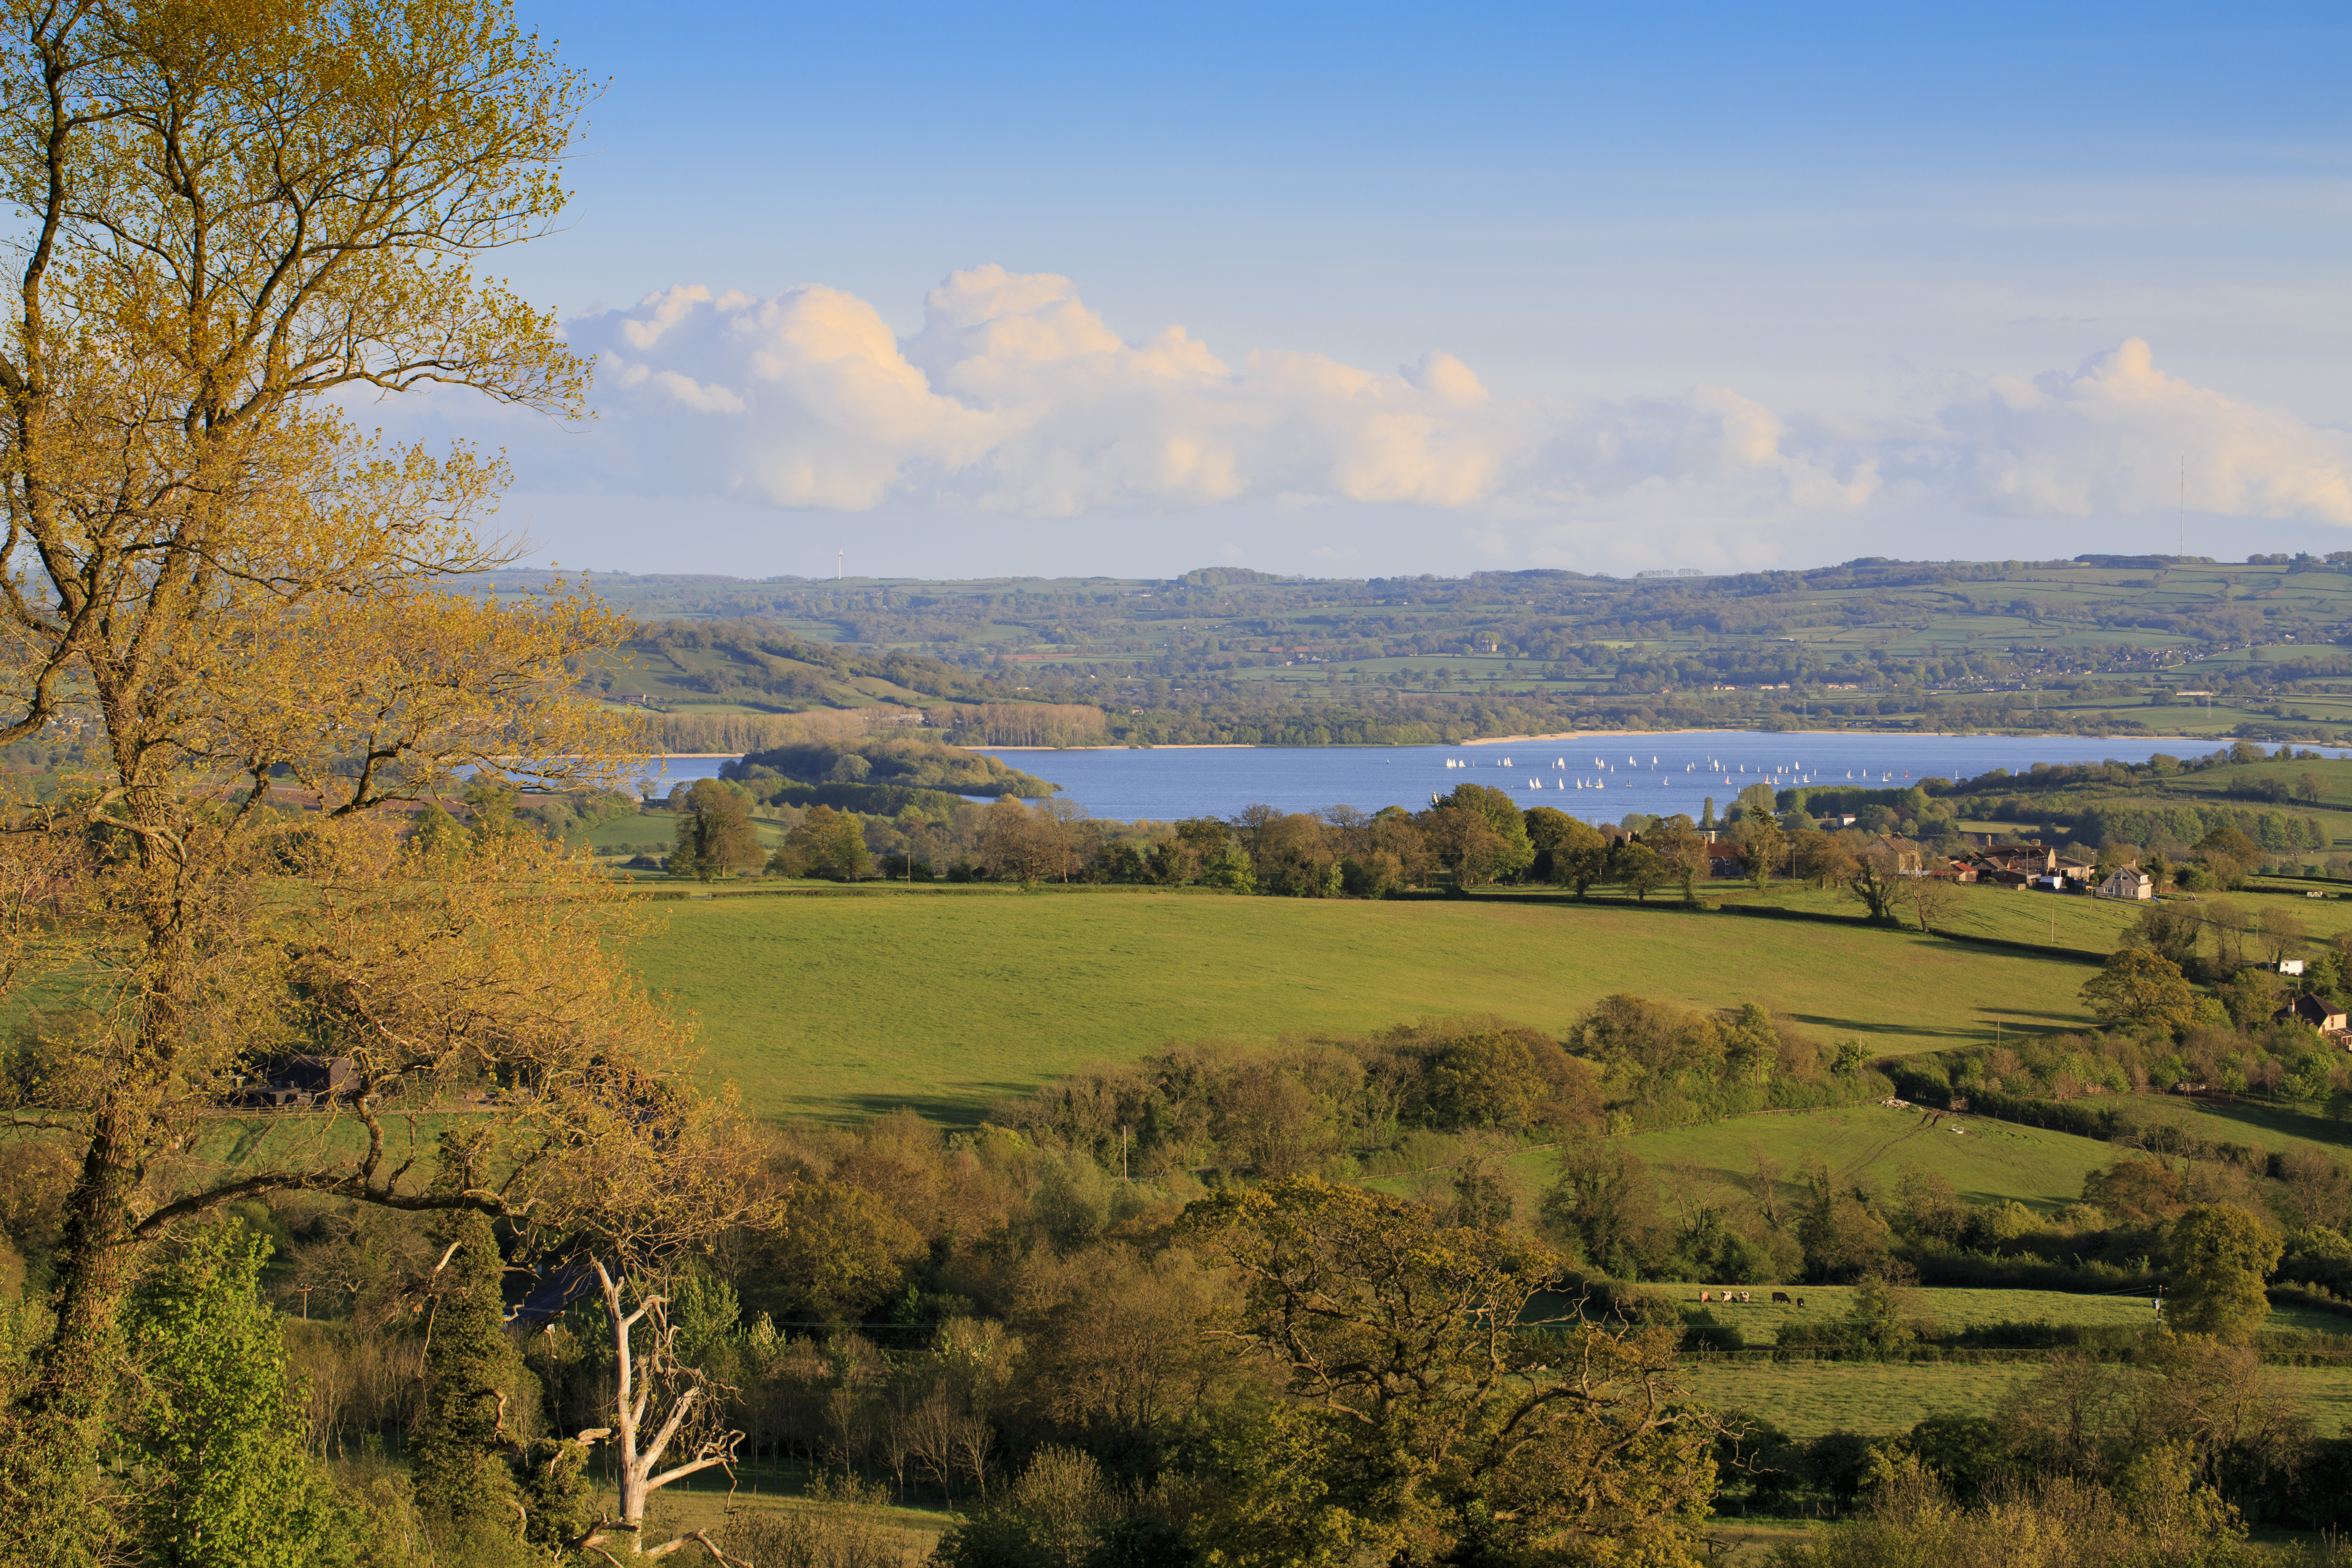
1004, 1001, 1880, 1181
936, 702, 1107, 747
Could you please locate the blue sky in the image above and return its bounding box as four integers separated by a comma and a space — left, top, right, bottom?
459, 1, 2350, 579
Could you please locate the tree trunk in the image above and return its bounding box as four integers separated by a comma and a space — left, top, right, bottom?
578, 1258, 743, 1560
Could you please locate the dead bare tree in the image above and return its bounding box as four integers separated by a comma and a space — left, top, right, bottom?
568, 1258, 749, 1564
949, 1407, 996, 1501
1907, 874, 1961, 937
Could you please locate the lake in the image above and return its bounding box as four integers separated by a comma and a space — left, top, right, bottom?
968, 733, 2341, 824
637, 731, 2339, 825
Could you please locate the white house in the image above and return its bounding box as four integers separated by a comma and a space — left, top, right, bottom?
2094, 865, 2154, 902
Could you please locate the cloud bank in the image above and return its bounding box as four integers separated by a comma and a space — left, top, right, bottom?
564, 266, 2352, 561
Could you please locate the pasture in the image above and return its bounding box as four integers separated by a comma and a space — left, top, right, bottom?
1713, 877, 2352, 955
1608, 1103, 2122, 1212
1683, 1359, 2352, 1439
1643, 1283, 2343, 1344
629, 886, 2107, 1121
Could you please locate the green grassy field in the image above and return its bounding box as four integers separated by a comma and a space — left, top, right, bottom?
1640, 1283, 2341, 1343
581, 808, 789, 856
632, 888, 2107, 1120
1683, 1359, 2352, 1439
1607, 1103, 2123, 1212
1714, 877, 2352, 951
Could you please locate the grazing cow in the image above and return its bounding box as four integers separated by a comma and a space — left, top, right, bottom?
1740, 1291, 1753, 1303
1771, 1291, 1791, 1304
1699, 1290, 1712, 1303
1795, 1297, 1806, 1309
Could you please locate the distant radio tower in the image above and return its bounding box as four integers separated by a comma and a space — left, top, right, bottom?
2178, 455, 2185, 558
837, 548, 843, 581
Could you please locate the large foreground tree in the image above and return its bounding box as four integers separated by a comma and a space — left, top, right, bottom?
1179, 1177, 1718, 1566
0, 3, 752, 1555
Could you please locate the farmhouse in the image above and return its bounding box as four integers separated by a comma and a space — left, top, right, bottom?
1961, 842, 2059, 886
229, 1054, 356, 1110
1871, 835, 1923, 874
2094, 865, 2154, 901
2274, 995, 2351, 1036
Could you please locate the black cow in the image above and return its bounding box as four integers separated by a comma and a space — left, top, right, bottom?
1771, 1291, 1792, 1304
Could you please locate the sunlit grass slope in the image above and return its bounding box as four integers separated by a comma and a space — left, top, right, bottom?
1619, 1103, 2120, 1212
1685, 1361, 2352, 1439
1637, 1285, 2339, 1345
633, 888, 2105, 1121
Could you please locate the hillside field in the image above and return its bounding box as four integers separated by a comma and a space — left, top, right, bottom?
1636, 1283, 2344, 1344
1617, 1103, 2120, 1212
633, 887, 2107, 1120
1684, 1359, 2352, 1439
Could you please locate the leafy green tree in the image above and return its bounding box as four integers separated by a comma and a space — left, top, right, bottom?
1434, 782, 1534, 880
463, 781, 522, 842
931, 1445, 1117, 1568
672, 778, 764, 880
1522, 804, 1578, 857
2125, 903, 2203, 969
1422, 1030, 1555, 1128
409, 801, 469, 865
1720, 1002, 1778, 1087
412, 1211, 522, 1552
1737, 811, 1786, 890
1545, 815, 1610, 897
2217, 967, 2285, 1031
1842, 1273, 1918, 1351
1617, 839, 1664, 901
1180, 1178, 1715, 1566
771, 803, 871, 880
129, 1224, 355, 1568
1650, 813, 1704, 902
1540, 1137, 1667, 1276
1844, 845, 1902, 924
1202, 841, 1258, 892
2195, 826, 2260, 889
2166, 1203, 2281, 1343
1417, 802, 1510, 887
2080, 949, 2198, 1035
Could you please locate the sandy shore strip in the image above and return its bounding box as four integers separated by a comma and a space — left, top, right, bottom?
1460, 729, 2232, 746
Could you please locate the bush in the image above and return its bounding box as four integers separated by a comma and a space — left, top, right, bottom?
716, 1474, 924, 1568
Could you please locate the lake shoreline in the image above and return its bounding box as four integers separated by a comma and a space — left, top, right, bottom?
974, 729, 2234, 753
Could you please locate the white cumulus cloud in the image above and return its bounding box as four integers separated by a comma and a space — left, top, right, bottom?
560, 268, 2352, 546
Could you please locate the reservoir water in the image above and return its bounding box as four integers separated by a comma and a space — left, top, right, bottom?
637, 732, 2343, 825
967, 733, 2345, 824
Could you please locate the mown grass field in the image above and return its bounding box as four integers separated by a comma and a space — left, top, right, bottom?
1683, 1359, 2352, 1439
631, 887, 2108, 1121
